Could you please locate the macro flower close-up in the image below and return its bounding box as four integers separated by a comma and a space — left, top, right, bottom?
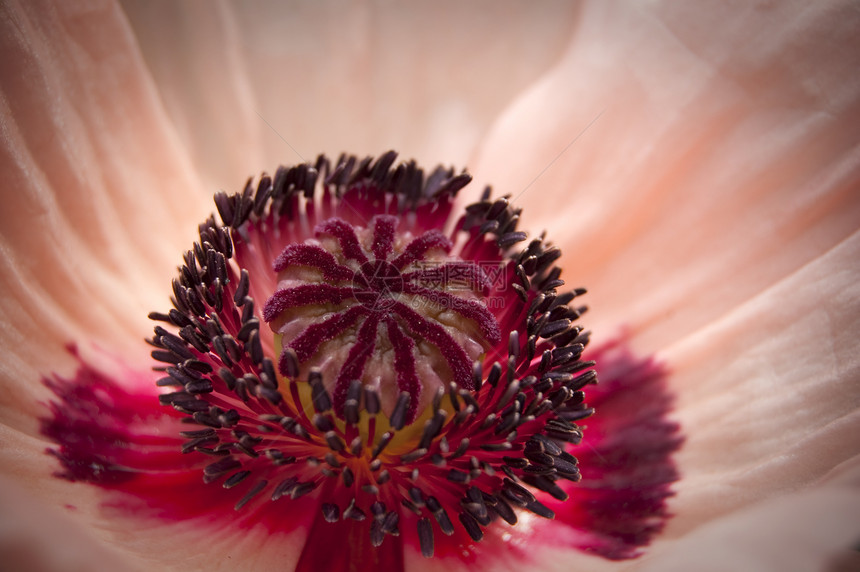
2, 1, 860, 571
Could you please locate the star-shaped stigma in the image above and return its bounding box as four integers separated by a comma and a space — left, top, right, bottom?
262, 214, 502, 424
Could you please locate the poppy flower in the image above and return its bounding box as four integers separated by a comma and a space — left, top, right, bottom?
1, 1, 859, 572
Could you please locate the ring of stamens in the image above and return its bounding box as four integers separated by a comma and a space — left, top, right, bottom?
149, 151, 596, 558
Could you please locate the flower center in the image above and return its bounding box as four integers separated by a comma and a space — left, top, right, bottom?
263, 214, 500, 424
149, 152, 596, 559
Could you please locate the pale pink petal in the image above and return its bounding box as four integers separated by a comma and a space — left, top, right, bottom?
0, 1, 212, 562
120, 1, 580, 171
662, 229, 860, 529
528, 457, 860, 572
0, 417, 145, 570
0, 0, 209, 413
0, 473, 137, 572
472, 0, 860, 355
472, 0, 860, 566
635, 457, 860, 571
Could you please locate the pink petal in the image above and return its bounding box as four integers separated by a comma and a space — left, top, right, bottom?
663, 230, 860, 529
634, 457, 860, 571
121, 2, 582, 168
0, 473, 134, 572
470, 0, 860, 566
119, 1, 265, 191
0, 0, 208, 399
472, 0, 860, 356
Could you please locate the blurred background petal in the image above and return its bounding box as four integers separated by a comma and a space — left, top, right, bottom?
119, 0, 581, 188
